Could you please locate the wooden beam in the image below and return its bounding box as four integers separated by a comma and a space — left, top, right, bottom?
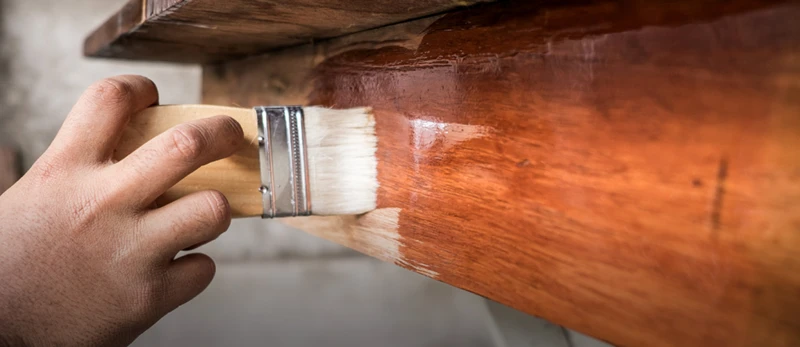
201, 0, 800, 346
84, 0, 491, 64
83, 0, 146, 60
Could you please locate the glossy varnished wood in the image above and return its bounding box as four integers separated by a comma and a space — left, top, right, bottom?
84, 0, 490, 64
202, 1, 800, 346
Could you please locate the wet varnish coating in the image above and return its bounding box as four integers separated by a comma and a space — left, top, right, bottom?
202, 1, 800, 346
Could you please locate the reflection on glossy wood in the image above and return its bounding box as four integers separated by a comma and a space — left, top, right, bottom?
203, 0, 800, 346
84, 0, 490, 63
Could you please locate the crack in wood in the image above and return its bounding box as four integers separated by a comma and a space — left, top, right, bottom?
711, 157, 728, 234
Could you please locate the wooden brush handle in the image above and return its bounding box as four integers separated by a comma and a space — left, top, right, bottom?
115, 105, 263, 218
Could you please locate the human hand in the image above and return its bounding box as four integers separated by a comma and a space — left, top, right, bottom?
0, 75, 243, 346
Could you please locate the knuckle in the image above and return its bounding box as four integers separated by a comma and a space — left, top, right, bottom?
68, 189, 112, 230
69, 195, 99, 223
202, 191, 231, 225
89, 78, 134, 105
168, 124, 207, 162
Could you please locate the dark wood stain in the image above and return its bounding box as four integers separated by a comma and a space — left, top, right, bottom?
693, 179, 704, 187
198, 0, 800, 346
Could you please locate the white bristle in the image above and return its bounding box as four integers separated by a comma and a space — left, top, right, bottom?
304, 106, 378, 215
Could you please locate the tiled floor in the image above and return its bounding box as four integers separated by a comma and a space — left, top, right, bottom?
0, 0, 611, 346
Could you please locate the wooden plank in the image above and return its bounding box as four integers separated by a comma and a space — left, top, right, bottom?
201, 0, 800, 346
83, 0, 145, 59
84, 0, 490, 64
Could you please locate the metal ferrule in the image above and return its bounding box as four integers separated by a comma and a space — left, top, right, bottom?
256, 106, 311, 218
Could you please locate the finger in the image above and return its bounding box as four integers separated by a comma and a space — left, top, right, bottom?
108, 115, 243, 206
140, 190, 231, 255
164, 253, 216, 310
50, 75, 159, 163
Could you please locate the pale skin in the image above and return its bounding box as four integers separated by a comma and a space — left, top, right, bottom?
0, 75, 244, 346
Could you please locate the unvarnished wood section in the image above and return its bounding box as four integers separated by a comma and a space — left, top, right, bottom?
115, 105, 263, 217
84, 0, 490, 64
202, 0, 800, 346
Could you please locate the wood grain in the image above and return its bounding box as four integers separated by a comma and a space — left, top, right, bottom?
84, 0, 490, 64
83, 0, 145, 59
202, 0, 800, 346
114, 105, 263, 217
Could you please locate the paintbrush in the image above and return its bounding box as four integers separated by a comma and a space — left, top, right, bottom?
115, 105, 378, 218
